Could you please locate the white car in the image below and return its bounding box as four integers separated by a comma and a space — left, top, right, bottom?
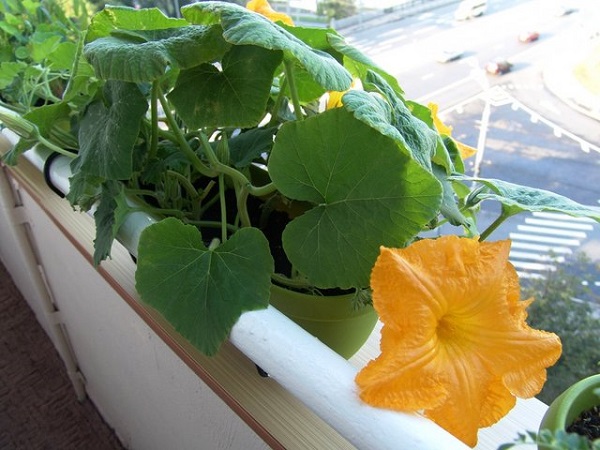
436, 49, 464, 63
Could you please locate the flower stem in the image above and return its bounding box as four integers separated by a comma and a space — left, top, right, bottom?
479, 208, 512, 241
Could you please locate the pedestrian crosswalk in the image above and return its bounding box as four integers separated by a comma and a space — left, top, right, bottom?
509, 212, 598, 284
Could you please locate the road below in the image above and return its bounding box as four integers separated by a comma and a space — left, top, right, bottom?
345, 0, 600, 289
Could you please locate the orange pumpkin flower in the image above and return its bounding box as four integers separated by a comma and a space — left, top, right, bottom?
356, 236, 562, 447
246, 0, 294, 26
326, 78, 362, 109
429, 102, 477, 160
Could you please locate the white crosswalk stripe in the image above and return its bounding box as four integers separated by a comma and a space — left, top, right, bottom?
509, 212, 598, 285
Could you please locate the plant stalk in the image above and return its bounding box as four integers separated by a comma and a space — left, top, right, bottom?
157, 89, 215, 178
479, 208, 512, 241
283, 59, 303, 121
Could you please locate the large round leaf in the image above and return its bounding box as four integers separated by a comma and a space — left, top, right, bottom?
168, 45, 282, 129
268, 108, 442, 289
135, 219, 274, 356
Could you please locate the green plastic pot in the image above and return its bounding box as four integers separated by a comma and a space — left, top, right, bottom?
269, 285, 379, 359
538, 373, 600, 448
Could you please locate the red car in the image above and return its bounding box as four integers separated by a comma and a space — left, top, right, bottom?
518, 31, 540, 43
485, 59, 513, 75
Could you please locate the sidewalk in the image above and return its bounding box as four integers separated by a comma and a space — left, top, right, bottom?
543, 43, 600, 122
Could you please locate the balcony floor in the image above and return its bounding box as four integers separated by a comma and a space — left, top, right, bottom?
0, 261, 124, 449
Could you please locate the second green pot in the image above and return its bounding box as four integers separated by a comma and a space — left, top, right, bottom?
269, 285, 379, 359
538, 373, 600, 448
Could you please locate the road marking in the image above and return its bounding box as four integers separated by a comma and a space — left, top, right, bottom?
421, 73, 434, 80
532, 211, 597, 222
508, 211, 599, 282
525, 218, 594, 231
511, 261, 557, 271
510, 241, 573, 254
509, 251, 566, 263
516, 225, 588, 238
509, 233, 581, 246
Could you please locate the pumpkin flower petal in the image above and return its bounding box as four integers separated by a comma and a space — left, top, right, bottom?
356, 236, 562, 447
429, 102, 477, 159
246, 0, 294, 26
326, 79, 362, 110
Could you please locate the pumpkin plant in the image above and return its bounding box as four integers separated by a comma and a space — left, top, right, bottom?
2, 1, 600, 360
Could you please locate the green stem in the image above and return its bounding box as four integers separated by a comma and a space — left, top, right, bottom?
479, 208, 513, 241
236, 184, 251, 228
283, 59, 303, 121
198, 133, 278, 197
271, 273, 313, 289
219, 174, 227, 242
199, 133, 242, 178
166, 170, 199, 200
129, 206, 187, 219
126, 188, 160, 198
185, 220, 239, 233
149, 81, 159, 160
267, 77, 288, 127
157, 89, 215, 178
39, 135, 76, 159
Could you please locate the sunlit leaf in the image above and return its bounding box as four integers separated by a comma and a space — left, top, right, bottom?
30, 32, 62, 62
182, 1, 352, 91
84, 25, 229, 82
342, 74, 438, 173
457, 176, 600, 221
86, 6, 188, 41
268, 108, 442, 288
136, 218, 274, 356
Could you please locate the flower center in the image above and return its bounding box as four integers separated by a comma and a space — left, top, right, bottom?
437, 315, 458, 341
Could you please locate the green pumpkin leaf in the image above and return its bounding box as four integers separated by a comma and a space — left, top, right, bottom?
182, 1, 351, 91
30, 32, 62, 63
74, 80, 148, 180
343, 71, 438, 172
93, 180, 130, 265
228, 126, 277, 168
84, 25, 229, 82
66, 170, 103, 211
168, 45, 282, 129
136, 219, 274, 356
86, 6, 188, 41
23, 102, 71, 138
47, 41, 78, 70
457, 176, 600, 221
268, 108, 442, 289
0, 61, 25, 89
